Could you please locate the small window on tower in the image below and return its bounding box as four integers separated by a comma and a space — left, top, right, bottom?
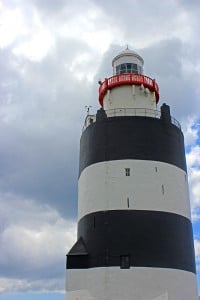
162, 184, 165, 195
127, 197, 130, 208
125, 168, 130, 176
120, 255, 130, 269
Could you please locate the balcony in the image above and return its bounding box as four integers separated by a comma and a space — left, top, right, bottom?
99, 74, 159, 106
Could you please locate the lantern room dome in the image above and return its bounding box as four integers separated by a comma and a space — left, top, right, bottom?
112, 47, 144, 75
112, 48, 144, 65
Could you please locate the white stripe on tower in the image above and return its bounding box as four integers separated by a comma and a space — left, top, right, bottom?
67, 268, 197, 300
78, 160, 191, 221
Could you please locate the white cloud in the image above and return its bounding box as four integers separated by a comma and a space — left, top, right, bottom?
182, 117, 199, 147
0, 220, 75, 270
0, 277, 65, 294
57, 5, 113, 54
194, 240, 200, 269
0, 7, 27, 48
0, 2, 55, 61
0, 193, 76, 292
13, 29, 54, 61
187, 146, 200, 169
184, 120, 200, 218
189, 168, 200, 212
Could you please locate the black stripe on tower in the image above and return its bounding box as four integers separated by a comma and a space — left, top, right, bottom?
79, 115, 186, 176
67, 210, 196, 273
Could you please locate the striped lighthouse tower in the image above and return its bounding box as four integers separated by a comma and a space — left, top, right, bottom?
66, 48, 198, 300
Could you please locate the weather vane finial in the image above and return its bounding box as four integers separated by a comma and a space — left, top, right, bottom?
126, 44, 129, 50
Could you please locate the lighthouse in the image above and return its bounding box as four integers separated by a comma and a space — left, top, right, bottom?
66, 48, 198, 300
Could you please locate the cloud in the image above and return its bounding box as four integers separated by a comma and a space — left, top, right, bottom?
0, 6, 26, 48
93, 0, 197, 47
0, 39, 97, 217
182, 117, 199, 148
139, 39, 200, 121
187, 146, 200, 169
0, 277, 65, 294
194, 239, 200, 274
184, 119, 200, 220
0, 193, 76, 293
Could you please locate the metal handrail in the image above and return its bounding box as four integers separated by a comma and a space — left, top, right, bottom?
105, 108, 181, 129
82, 108, 181, 131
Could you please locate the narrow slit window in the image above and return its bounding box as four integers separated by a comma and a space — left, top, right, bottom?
162, 184, 165, 195
155, 167, 158, 172
127, 197, 130, 208
93, 216, 96, 228
120, 255, 130, 269
125, 168, 130, 176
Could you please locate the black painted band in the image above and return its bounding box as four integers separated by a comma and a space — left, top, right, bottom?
79, 117, 186, 176
67, 210, 196, 273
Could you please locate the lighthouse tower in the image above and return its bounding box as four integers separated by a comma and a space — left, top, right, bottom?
66, 48, 198, 300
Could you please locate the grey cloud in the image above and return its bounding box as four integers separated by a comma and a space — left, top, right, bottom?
139, 39, 199, 121
0, 38, 96, 218
0, 124, 78, 217
92, 0, 181, 42
32, 0, 92, 16
32, 0, 67, 13
0, 194, 76, 280
178, 0, 200, 9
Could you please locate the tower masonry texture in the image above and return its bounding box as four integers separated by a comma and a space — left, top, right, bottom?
66, 48, 198, 300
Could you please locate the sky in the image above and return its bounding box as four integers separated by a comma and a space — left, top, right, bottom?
0, 0, 200, 299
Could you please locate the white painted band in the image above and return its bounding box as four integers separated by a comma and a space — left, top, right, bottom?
78, 160, 191, 220
66, 267, 198, 300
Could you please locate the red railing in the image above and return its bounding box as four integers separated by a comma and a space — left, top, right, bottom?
99, 73, 159, 106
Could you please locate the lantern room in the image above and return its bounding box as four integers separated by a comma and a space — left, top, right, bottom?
112, 47, 144, 75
